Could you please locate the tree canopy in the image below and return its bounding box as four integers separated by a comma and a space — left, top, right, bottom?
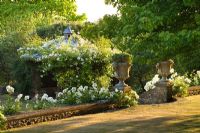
80, 0, 200, 89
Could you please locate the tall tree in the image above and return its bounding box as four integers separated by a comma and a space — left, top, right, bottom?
81, 0, 200, 90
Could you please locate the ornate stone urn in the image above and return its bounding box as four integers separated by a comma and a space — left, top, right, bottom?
112, 53, 132, 91
155, 59, 174, 102
156, 59, 174, 82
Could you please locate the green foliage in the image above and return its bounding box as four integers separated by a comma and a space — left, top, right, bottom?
31, 99, 55, 110
18, 37, 118, 90
112, 53, 132, 63
172, 76, 190, 97
80, 15, 121, 41
110, 89, 139, 108
57, 83, 139, 108
0, 112, 7, 130
0, 0, 85, 89
0, 95, 22, 115
188, 71, 200, 86
82, 0, 200, 91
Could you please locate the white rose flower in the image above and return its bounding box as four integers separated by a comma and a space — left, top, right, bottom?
57, 92, 63, 97
78, 86, 84, 91
63, 88, 68, 93
171, 72, 178, 79
152, 74, 160, 84
24, 95, 30, 101
47, 97, 57, 103
41, 93, 48, 101
84, 86, 88, 90
17, 94, 23, 100
185, 78, 191, 84
170, 68, 175, 74
6, 85, 14, 94
71, 87, 76, 93
92, 82, 97, 89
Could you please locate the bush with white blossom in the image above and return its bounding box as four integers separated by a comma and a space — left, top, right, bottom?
1, 86, 22, 115
18, 37, 120, 89
144, 74, 160, 91
0, 82, 139, 116
189, 70, 200, 86
56, 82, 139, 107
31, 93, 57, 110
171, 73, 190, 97
144, 68, 192, 97
56, 82, 110, 105
110, 89, 139, 107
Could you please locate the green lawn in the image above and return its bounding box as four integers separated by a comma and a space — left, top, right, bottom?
3, 95, 200, 133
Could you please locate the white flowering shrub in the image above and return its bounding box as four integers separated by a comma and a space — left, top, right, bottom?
1, 86, 22, 115
110, 89, 139, 108
189, 70, 200, 86
144, 69, 191, 97
171, 73, 190, 97
144, 75, 160, 91
0, 112, 7, 130
57, 83, 110, 105
18, 37, 119, 89
56, 82, 139, 107
31, 93, 57, 110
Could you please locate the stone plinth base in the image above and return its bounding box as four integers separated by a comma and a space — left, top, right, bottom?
139, 81, 173, 104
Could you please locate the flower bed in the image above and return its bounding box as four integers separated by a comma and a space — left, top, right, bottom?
0, 84, 139, 130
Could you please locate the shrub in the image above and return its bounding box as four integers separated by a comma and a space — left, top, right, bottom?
189, 70, 200, 86
57, 82, 139, 108
144, 69, 191, 97
56, 83, 110, 105
18, 36, 120, 89
112, 53, 132, 63
144, 74, 160, 91
110, 89, 139, 108
31, 94, 57, 110
1, 86, 22, 115
172, 76, 190, 97
0, 112, 7, 130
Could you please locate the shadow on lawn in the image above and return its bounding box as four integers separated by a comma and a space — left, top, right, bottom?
5, 114, 200, 133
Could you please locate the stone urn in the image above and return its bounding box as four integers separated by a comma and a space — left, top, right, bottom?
112, 55, 131, 91
156, 59, 174, 82
155, 59, 174, 102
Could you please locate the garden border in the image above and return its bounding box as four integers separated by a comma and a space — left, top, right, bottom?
6, 102, 114, 129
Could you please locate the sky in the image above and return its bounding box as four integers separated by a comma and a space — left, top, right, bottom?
76, 0, 117, 22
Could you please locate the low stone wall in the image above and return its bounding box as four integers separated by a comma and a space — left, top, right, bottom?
6, 102, 114, 129
188, 86, 200, 96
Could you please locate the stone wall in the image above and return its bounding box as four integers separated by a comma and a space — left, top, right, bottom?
6, 102, 114, 129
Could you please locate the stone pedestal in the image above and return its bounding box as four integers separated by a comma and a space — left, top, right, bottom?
139, 81, 173, 104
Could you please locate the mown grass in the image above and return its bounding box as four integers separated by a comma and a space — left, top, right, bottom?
3, 95, 200, 133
